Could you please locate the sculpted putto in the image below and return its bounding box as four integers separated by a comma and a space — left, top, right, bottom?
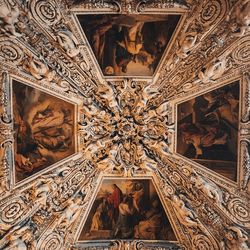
190, 174, 221, 204
57, 29, 80, 58
25, 55, 55, 82
0, 224, 36, 250
0, 2, 21, 37
222, 226, 250, 250
198, 57, 227, 83
176, 32, 199, 59
29, 175, 57, 208
56, 196, 83, 232
172, 194, 199, 229
227, 0, 250, 37
166, 19, 210, 71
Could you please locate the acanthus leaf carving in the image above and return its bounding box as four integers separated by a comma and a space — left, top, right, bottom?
0, 0, 249, 249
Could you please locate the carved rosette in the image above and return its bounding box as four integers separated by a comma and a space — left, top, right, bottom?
231, 35, 250, 65
30, 0, 62, 26
0, 39, 24, 65
198, 0, 225, 27
0, 198, 27, 224
38, 232, 63, 250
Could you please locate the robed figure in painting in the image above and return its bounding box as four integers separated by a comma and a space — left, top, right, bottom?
108, 184, 123, 223
113, 195, 135, 239
78, 14, 180, 76
79, 180, 176, 241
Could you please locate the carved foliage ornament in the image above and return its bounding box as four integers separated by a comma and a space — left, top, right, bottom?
0, 0, 249, 249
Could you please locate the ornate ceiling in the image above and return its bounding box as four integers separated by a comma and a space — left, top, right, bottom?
0, 0, 249, 249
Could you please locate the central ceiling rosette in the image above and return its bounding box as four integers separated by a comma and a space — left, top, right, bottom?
79, 79, 171, 175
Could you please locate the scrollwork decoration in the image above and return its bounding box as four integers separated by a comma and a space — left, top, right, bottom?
30, 0, 61, 26
0, 0, 249, 249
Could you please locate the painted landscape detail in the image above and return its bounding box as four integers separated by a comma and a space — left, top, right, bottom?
177, 81, 240, 181
77, 14, 180, 76
13, 80, 75, 182
79, 179, 176, 241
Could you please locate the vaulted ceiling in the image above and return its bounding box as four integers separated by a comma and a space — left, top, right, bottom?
0, 0, 249, 249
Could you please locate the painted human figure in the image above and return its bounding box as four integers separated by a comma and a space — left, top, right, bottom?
134, 199, 162, 240
132, 182, 144, 213
108, 184, 123, 223
117, 21, 144, 55
206, 92, 239, 127
113, 195, 135, 238
14, 90, 74, 175
90, 204, 103, 231
179, 122, 228, 158
91, 21, 113, 64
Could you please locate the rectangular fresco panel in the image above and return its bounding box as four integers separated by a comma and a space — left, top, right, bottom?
12, 80, 75, 182
77, 14, 181, 76
79, 179, 176, 241
177, 81, 240, 181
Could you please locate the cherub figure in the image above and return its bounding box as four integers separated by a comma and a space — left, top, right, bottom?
176, 32, 199, 59
56, 196, 83, 231
198, 58, 227, 83
0, 3, 21, 37
0, 224, 36, 250
57, 30, 80, 58
172, 195, 199, 229
222, 226, 250, 250
29, 175, 57, 208
227, 0, 250, 37
166, 21, 204, 70
26, 56, 55, 82
190, 175, 221, 204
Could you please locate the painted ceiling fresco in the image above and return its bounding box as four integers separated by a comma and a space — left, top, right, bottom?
12, 80, 76, 183
78, 179, 176, 241
177, 80, 240, 181
77, 14, 181, 76
0, 0, 249, 250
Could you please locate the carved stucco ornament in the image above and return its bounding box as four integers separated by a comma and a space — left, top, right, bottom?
79, 79, 171, 177
0, 0, 249, 249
